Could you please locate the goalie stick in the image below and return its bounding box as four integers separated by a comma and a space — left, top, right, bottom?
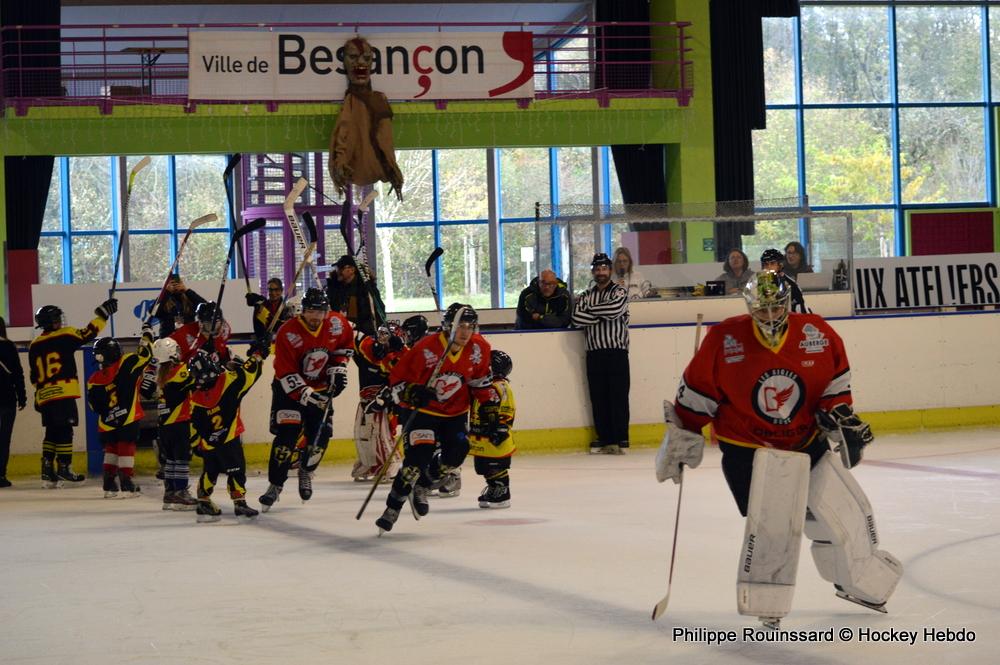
110, 156, 151, 299
223, 154, 253, 294
651, 313, 703, 621
143, 213, 218, 324
282, 177, 315, 285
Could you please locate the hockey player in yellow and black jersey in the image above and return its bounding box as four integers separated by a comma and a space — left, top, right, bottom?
468, 350, 516, 509
86, 327, 153, 498
188, 339, 268, 523
28, 297, 117, 487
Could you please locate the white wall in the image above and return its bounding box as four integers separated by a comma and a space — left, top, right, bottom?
8, 311, 1000, 455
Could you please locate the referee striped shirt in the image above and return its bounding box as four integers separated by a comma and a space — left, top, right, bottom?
571, 282, 629, 351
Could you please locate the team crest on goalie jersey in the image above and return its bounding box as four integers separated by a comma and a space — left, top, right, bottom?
751, 369, 805, 426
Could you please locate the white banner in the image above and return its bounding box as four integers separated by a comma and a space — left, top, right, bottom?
853, 253, 1000, 310
188, 31, 535, 101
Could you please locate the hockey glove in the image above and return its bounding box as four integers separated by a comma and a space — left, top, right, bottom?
816, 403, 873, 469
245, 292, 266, 307
365, 385, 392, 413
95, 298, 118, 320
299, 386, 329, 411
655, 401, 705, 484
139, 367, 157, 398
403, 383, 436, 408
388, 335, 404, 353
489, 423, 510, 447
248, 336, 270, 361
372, 342, 388, 360
328, 364, 349, 398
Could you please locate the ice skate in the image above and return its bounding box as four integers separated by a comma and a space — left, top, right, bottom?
164, 488, 197, 511
56, 462, 86, 484
41, 460, 61, 489
478, 484, 511, 509
589, 441, 603, 455
835, 588, 888, 614
376, 507, 400, 535
297, 466, 313, 501
601, 444, 622, 455
259, 483, 282, 513
196, 499, 222, 523
234, 500, 259, 521
118, 473, 141, 498
162, 490, 177, 510
409, 484, 429, 519
437, 472, 461, 498
102, 471, 119, 498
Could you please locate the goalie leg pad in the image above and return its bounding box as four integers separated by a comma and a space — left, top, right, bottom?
737, 448, 811, 621
353, 403, 380, 471
805, 452, 903, 607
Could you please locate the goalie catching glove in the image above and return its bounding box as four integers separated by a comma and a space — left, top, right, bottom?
655, 400, 705, 484
816, 403, 873, 469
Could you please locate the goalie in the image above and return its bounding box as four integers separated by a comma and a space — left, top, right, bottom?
656, 271, 902, 629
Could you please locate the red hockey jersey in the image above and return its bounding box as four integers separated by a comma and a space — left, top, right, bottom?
389, 332, 496, 417
169, 320, 231, 363
674, 313, 853, 451
273, 312, 354, 400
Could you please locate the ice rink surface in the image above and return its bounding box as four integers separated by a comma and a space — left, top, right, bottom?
2, 429, 998, 665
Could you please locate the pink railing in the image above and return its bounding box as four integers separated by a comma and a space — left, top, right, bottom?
0, 21, 693, 115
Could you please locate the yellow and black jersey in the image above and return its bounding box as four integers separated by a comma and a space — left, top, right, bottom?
29, 317, 107, 407
157, 363, 195, 425
86, 339, 152, 432
191, 355, 263, 448
252, 300, 291, 339
469, 378, 516, 458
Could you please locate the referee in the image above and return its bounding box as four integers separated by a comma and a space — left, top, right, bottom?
572, 253, 631, 455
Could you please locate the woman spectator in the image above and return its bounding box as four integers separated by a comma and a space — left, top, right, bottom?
612, 247, 654, 300
782, 241, 813, 281
717, 248, 754, 295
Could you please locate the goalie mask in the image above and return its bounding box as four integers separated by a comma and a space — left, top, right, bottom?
743, 270, 791, 346
93, 338, 122, 366
442, 303, 478, 334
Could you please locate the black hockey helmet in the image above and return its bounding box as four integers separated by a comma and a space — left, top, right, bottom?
93, 338, 122, 366
490, 350, 512, 380
760, 248, 784, 270
442, 303, 478, 333
195, 301, 221, 323
34, 305, 64, 331
301, 287, 329, 311
401, 314, 429, 343
591, 252, 613, 270
188, 349, 223, 389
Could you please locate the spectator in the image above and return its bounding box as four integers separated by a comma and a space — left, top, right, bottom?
0, 316, 27, 487
572, 253, 631, 455
326, 254, 384, 336
783, 241, 813, 281
246, 277, 292, 342
717, 248, 755, 295
515, 269, 571, 329
761, 248, 808, 314
612, 247, 654, 300
152, 274, 207, 338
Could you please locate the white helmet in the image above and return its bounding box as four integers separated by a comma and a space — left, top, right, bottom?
743, 270, 791, 346
152, 337, 181, 364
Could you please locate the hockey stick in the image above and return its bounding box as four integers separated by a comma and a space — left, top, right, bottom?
265, 211, 319, 337
142, 213, 218, 324
651, 312, 703, 622
207, 217, 266, 342
282, 177, 315, 285
110, 156, 151, 298
223, 154, 253, 294
424, 246, 445, 315
355, 308, 464, 521
338, 189, 385, 329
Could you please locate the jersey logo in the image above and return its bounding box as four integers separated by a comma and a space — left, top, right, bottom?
469, 342, 483, 366
752, 369, 805, 426
329, 318, 344, 337
723, 334, 745, 363
432, 372, 464, 402
301, 348, 329, 380
799, 323, 830, 354
422, 348, 438, 368
285, 332, 303, 349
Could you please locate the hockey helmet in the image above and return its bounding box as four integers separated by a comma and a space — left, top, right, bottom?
301, 287, 330, 312
591, 252, 613, 270
442, 303, 478, 333
401, 314, 429, 344
195, 301, 220, 323
760, 248, 784, 270
93, 338, 122, 366
490, 350, 513, 380
34, 305, 65, 331
743, 270, 791, 346
188, 350, 223, 389
152, 337, 181, 365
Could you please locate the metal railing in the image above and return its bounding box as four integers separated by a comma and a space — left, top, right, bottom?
0, 20, 693, 115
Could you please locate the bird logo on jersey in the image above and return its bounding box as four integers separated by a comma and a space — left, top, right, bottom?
431, 372, 464, 402
751, 369, 805, 426
301, 348, 329, 380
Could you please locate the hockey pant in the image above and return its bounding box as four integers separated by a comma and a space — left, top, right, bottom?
384, 411, 468, 513
39, 400, 78, 470
352, 399, 397, 479
268, 390, 332, 488
197, 438, 248, 501
159, 421, 193, 491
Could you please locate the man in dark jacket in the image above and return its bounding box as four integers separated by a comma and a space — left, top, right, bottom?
515, 270, 571, 330
326, 255, 385, 336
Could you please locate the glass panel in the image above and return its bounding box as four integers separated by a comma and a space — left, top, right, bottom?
71, 235, 113, 283
38, 236, 63, 284
128, 233, 172, 282
804, 107, 892, 205
568, 221, 597, 294
801, 6, 889, 103
896, 6, 983, 102
753, 110, 799, 201
125, 155, 168, 230
741, 218, 800, 268
762, 17, 795, 104
43, 159, 62, 232
500, 148, 550, 219
176, 155, 228, 229
375, 225, 437, 313
552, 32, 590, 91
607, 149, 624, 206
177, 231, 231, 282
899, 107, 986, 203
69, 157, 112, 231
849, 209, 895, 259
806, 215, 851, 273
438, 149, 488, 221
373, 150, 433, 222
440, 223, 491, 309
557, 147, 593, 206
993, 7, 1000, 103
500, 221, 539, 306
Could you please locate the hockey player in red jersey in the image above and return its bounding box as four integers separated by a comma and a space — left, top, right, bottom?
86, 328, 154, 497
168, 301, 231, 363
374, 303, 496, 534
259, 288, 354, 510
29, 297, 117, 487
656, 270, 901, 629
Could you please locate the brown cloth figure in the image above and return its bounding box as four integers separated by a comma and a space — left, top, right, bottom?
330, 37, 404, 201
